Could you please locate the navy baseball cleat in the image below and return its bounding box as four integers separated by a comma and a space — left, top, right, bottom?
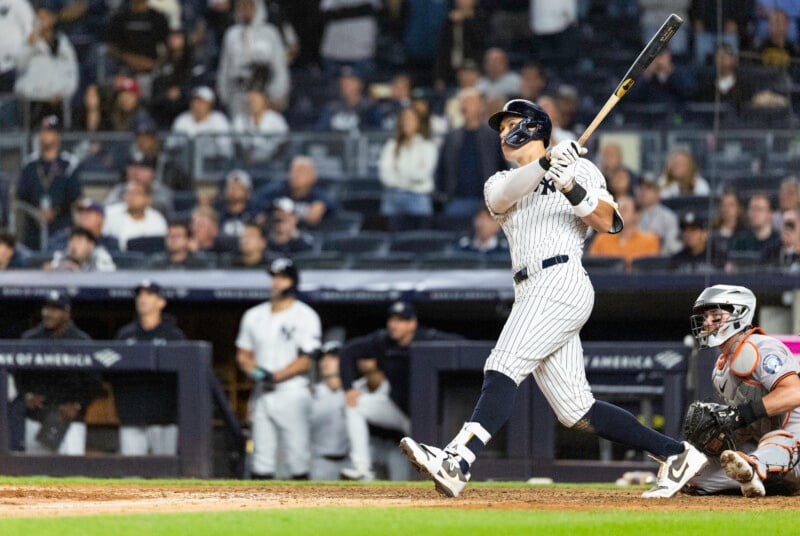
642, 441, 709, 498
399, 437, 469, 497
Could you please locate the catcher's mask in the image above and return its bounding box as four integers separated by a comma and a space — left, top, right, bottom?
690, 285, 756, 348
488, 99, 552, 148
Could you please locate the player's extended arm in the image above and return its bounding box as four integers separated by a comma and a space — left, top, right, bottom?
484, 157, 550, 215
763, 373, 800, 416
236, 347, 257, 374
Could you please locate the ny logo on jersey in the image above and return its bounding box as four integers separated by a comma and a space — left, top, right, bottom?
281, 325, 296, 341
537, 177, 557, 196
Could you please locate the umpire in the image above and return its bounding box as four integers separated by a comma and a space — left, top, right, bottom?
110, 280, 187, 455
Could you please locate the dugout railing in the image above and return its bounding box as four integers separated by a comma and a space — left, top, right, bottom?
0, 341, 216, 478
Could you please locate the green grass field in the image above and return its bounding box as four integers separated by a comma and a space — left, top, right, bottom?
0, 478, 798, 536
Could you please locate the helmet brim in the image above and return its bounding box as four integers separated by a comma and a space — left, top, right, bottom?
488, 110, 526, 132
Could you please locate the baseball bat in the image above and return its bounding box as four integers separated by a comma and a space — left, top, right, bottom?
576, 13, 684, 146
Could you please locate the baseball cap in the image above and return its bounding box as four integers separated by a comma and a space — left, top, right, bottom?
191, 86, 216, 104
679, 211, 708, 230
70, 225, 97, 243
387, 301, 416, 320
39, 114, 61, 132
134, 117, 157, 136
77, 198, 105, 217
321, 340, 342, 355
272, 197, 295, 213
225, 169, 253, 190
115, 77, 141, 96
135, 279, 165, 297
43, 290, 71, 311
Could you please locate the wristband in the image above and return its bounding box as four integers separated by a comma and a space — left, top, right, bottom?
561, 182, 598, 218
248, 367, 269, 381
737, 399, 767, 426
538, 156, 551, 171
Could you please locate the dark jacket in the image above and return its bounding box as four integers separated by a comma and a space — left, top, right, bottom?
435, 125, 506, 202
109, 315, 186, 425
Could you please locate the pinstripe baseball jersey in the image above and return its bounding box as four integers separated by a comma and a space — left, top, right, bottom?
484, 158, 610, 273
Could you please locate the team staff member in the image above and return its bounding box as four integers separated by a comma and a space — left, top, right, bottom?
340, 301, 462, 481
684, 285, 800, 497
400, 99, 706, 498
17, 290, 101, 455
310, 341, 349, 481
111, 280, 187, 455
236, 258, 321, 479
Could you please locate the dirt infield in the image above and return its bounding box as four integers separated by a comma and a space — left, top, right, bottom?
0, 483, 797, 518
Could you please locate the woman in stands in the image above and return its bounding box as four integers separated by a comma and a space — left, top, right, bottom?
712, 190, 745, 255
658, 148, 711, 198
378, 106, 438, 225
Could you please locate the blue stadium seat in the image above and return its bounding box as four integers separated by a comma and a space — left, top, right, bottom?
321, 232, 391, 256
314, 211, 363, 235
417, 252, 484, 270
112, 251, 148, 270
631, 256, 675, 274
389, 231, 456, 255
351, 253, 416, 270
125, 236, 166, 254
582, 255, 626, 273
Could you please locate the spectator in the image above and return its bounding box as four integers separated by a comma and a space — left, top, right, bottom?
697, 43, 757, 117
267, 197, 314, 256
310, 340, 349, 481
316, 67, 380, 133
189, 205, 225, 253
105, 0, 169, 80
49, 198, 118, 253
14, 0, 78, 128
147, 220, 209, 269
433, 0, 482, 90
626, 49, 697, 105
457, 206, 508, 254
637, 174, 682, 255
170, 86, 233, 161
319, 0, 380, 78
151, 29, 194, 128
639, 0, 690, 57
443, 59, 481, 128
779, 209, 800, 271
607, 168, 636, 199
599, 142, 636, 185
588, 195, 660, 271
149, 0, 181, 31
102, 76, 154, 132
218, 169, 257, 237
339, 301, 463, 481
729, 193, 782, 263
658, 148, 711, 198
236, 258, 321, 479
228, 221, 270, 268
130, 117, 191, 191
0, 231, 20, 270
17, 115, 81, 250
536, 95, 575, 144
435, 89, 505, 216
690, 0, 751, 64
217, 0, 289, 116
16, 291, 101, 455
372, 73, 413, 132
671, 210, 726, 272
476, 47, 521, 99
232, 88, 289, 164
773, 176, 799, 229
105, 153, 174, 216
756, 8, 800, 71
711, 190, 746, 255
47, 225, 116, 271
529, 0, 579, 63
516, 61, 548, 102
111, 280, 187, 455
0, 0, 34, 92
410, 88, 447, 139
378, 106, 437, 222
103, 181, 168, 250
255, 156, 336, 228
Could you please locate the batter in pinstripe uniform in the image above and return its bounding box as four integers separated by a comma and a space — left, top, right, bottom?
400, 99, 707, 498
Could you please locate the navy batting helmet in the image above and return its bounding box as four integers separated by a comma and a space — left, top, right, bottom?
268, 257, 299, 296
488, 99, 552, 148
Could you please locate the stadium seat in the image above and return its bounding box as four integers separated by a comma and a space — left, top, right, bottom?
22, 251, 53, 269
111, 251, 148, 269
726, 251, 765, 273
339, 193, 382, 215
661, 196, 714, 215
313, 211, 363, 235
173, 191, 198, 213
417, 252, 484, 270
320, 232, 390, 256
631, 256, 675, 274
432, 214, 472, 234
125, 236, 166, 254
389, 231, 456, 255
351, 252, 416, 270
291, 251, 350, 270
582, 256, 626, 273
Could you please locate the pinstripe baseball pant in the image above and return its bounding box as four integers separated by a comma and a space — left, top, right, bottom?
485, 260, 596, 427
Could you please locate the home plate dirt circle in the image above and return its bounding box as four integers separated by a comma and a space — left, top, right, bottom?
0, 484, 796, 517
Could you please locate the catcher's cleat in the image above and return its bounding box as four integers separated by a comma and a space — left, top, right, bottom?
642, 442, 709, 498
720, 450, 765, 498
399, 437, 469, 498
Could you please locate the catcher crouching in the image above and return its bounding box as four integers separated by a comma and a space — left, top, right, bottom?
680, 284, 800, 497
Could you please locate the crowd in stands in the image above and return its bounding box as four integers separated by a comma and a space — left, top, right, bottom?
0, 0, 797, 275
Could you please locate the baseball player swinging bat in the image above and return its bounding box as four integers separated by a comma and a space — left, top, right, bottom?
577, 13, 684, 146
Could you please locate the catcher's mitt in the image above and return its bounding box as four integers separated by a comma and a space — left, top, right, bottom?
683, 401, 738, 457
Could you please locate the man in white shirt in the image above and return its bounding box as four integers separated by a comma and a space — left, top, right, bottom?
232, 88, 289, 163
217, 0, 289, 115
476, 48, 521, 100
0, 0, 35, 91
103, 181, 168, 250
236, 258, 321, 479
170, 86, 233, 160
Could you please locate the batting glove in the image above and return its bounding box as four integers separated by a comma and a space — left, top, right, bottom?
248, 367, 276, 391
546, 160, 576, 191
548, 140, 587, 167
